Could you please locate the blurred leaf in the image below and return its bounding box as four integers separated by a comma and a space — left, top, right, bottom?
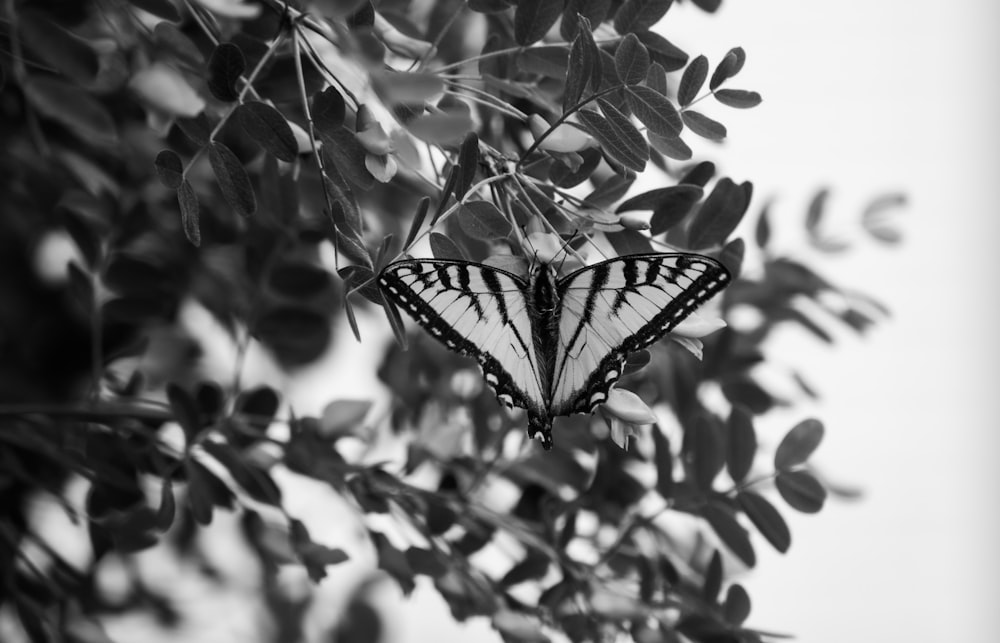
24, 77, 117, 147
702, 549, 722, 600
723, 583, 752, 625
370, 530, 416, 595
236, 102, 297, 162
650, 425, 673, 498
737, 491, 790, 553
493, 610, 549, 642
714, 89, 762, 109
405, 112, 474, 147
682, 110, 727, 141
372, 71, 445, 105
19, 10, 99, 84
176, 180, 201, 246
321, 399, 372, 438
130, 0, 182, 20
700, 502, 755, 567
167, 383, 202, 444
774, 418, 824, 470
755, 201, 771, 249
155, 479, 176, 531
514, 0, 564, 45
678, 55, 708, 107
719, 237, 745, 279
607, 229, 654, 255
517, 45, 571, 79
690, 415, 725, 490
680, 161, 716, 187
202, 441, 282, 505
176, 112, 211, 146
687, 178, 749, 249
405, 547, 449, 578
153, 22, 203, 66
268, 260, 332, 298
775, 470, 827, 513
207, 42, 245, 102
615, 33, 651, 85
457, 201, 512, 241
184, 459, 233, 525
101, 296, 170, 323
585, 173, 634, 208
614, 0, 675, 34
722, 377, 773, 414
209, 142, 256, 217
429, 231, 467, 260
235, 386, 280, 431
290, 519, 349, 581
618, 185, 701, 213
626, 85, 682, 137
726, 407, 756, 483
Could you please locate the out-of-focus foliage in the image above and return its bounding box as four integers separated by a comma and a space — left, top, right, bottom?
0, 0, 902, 641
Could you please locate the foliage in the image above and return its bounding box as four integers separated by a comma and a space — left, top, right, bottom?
0, 0, 901, 641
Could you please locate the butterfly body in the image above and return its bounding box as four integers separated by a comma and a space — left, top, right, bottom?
378, 254, 730, 449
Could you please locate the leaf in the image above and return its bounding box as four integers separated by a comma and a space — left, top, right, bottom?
723, 584, 751, 625
405, 547, 449, 578
682, 110, 727, 141
176, 113, 211, 146
636, 31, 687, 72
805, 188, 830, 235
714, 89, 762, 109
644, 61, 667, 95
101, 297, 170, 323
702, 549, 722, 601
737, 491, 790, 553
402, 197, 429, 252
584, 173, 634, 208
177, 180, 200, 246
184, 460, 217, 525
429, 231, 466, 260
755, 202, 771, 249
709, 47, 745, 91
312, 87, 346, 134
19, 10, 99, 84
648, 133, 691, 161
155, 149, 184, 189
564, 30, 594, 111
455, 133, 480, 199
726, 407, 756, 483
23, 77, 117, 147
615, 33, 650, 86
321, 128, 375, 190
719, 237, 745, 280
457, 201, 512, 241
700, 503, 755, 567
686, 178, 749, 249
514, 0, 565, 46
269, 261, 332, 298
774, 418, 824, 470
625, 85, 682, 137
209, 142, 256, 217
236, 102, 297, 162
775, 470, 827, 513
614, 0, 675, 34
153, 22, 204, 66
207, 42, 245, 102
370, 530, 416, 595
678, 54, 708, 107
617, 184, 700, 213
680, 161, 716, 187
578, 103, 647, 173
561, 0, 612, 40
607, 229, 654, 255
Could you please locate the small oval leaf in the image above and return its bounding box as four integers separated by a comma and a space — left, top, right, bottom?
155, 149, 184, 189
615, 33, 650, 86
678, 54, 708, 107
726, 407, 757, 483
714, 88, 762, 109
236, 102, 297, 162
208, 142, 256, 217
775, 470, 827, 513
682, 110, 727, 141
457, 200, 512, 241
207, 42, 245, 102
737, 491, 790, 553
774, 418, 824, 470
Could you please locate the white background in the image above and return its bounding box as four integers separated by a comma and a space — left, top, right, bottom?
664, 2, 1000, 642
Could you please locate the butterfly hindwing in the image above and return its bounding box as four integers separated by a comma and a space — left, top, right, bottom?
550, 254, 730, 416
378, 259, 547, 418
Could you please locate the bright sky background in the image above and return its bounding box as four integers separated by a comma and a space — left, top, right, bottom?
663, 2, 1000, 642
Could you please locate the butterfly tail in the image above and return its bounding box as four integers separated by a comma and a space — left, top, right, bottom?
527, 412, 553, 450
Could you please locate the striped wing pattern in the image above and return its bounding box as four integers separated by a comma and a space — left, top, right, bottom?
551, 254, 730, 416
378, 260, 546, 417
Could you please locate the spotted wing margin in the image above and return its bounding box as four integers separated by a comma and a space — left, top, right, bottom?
378, 259, 546, 416
550, 253, 730, 416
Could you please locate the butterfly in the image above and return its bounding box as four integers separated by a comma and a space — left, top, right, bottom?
378, 252, 730, 450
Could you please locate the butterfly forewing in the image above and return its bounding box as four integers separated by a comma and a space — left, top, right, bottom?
378, 260, 547, 416
550, 254, 730, 415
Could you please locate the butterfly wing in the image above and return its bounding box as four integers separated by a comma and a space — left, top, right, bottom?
378, 259, 547, 419
550, 253, 730, 416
